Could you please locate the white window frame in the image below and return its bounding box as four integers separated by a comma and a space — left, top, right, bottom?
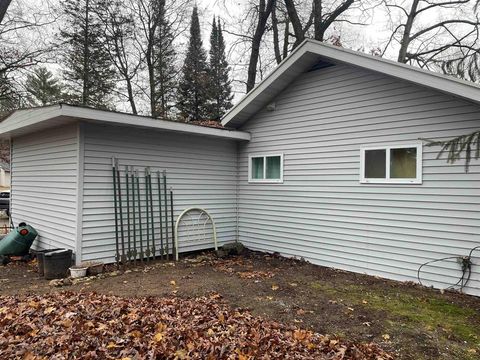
360, 143, 422, 184
248, 153, 284, 183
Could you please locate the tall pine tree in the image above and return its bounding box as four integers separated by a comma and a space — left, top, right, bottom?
208, 17, 233, 121
153, 0, 177, 119
25, 67, 64, 106
177, 6, 210, 121
0, 73, 20, 114
60, 0, 115, 108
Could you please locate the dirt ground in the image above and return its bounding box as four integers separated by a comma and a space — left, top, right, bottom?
1, 251, 479, 360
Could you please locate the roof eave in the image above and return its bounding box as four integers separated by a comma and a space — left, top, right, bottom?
221, 41, 319, 128
0, 104, 251, 141
222, 39, 480, 128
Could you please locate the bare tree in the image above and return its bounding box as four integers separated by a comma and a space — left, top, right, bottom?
271, 2, 283, 64
246, 0, 276, 92
98, 1, 142, 114
0, 0, 55, 111
382, 0, 480, 68
284, 0, 355, 47
131, 0, 164, 116
389, 1, 480, 171
129, 0, 190, 117
240, 0, 360, 92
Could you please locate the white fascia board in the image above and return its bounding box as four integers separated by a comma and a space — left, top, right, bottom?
0, 105, 63, 135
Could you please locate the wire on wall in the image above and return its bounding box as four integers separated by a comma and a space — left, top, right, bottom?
417, 245, 479, 292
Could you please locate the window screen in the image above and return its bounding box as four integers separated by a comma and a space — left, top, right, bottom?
390, 147, 417, 179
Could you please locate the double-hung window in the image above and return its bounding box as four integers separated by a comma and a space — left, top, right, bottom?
248, 154, 283, 183
360, 143, 422, 184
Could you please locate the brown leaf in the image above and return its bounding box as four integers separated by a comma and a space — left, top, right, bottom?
60, 319, 73, 328
44, 306, 55, 315
154, 332, 164, 342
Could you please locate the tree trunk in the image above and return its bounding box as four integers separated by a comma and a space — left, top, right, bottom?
316, 0, 354, 42
286, 0, 354, 46
82, 0, 90, 105
126, 78, 137, 114
246, 0, 275, 93
313, 0, 322, 40
159, 59, 166, 118
147, 51, 156, 117
283, 18, 289, 59
397, 0, 420, 63
272, 3, 282, 64
146, 17, 157, 117
284, 0, 304, 47
0, 0, 12, 25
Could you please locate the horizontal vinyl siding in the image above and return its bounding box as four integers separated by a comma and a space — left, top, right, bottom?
11, 124, 79, 252
238, 63, 480, 296
81, 124, 237, 263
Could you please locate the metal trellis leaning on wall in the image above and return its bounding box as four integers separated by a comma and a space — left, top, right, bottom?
111, 157, 175, 266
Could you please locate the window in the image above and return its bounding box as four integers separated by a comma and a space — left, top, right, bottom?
249, 154, 283, 183
360, 144, 422, 184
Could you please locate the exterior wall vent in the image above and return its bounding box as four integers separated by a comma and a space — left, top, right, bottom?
266, 102, 276, 111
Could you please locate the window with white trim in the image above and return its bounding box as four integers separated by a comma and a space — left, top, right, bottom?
248, 154, 283, 183
360, 144, 422, 184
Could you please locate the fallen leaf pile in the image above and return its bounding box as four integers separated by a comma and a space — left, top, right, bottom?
213, 257, 250, 272
237, 271, 276, 280
209, 256, 280, 282
188, 119, 225, 129
0, 292, 393, 359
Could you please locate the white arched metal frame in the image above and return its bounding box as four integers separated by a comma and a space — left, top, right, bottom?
174, 207, 217, 261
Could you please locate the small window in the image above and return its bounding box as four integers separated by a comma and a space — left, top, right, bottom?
360, 144, 422, 184
248, 154, 283, 183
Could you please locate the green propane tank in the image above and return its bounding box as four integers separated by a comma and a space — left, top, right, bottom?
0, 222, 38, 256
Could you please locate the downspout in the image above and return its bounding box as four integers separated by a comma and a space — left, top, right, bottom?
74, 122, 85, 264
235, 141, 240, 242
9, 137, 13, 229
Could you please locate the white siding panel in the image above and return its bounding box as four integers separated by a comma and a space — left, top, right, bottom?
11, 124, 79, 252
238, 63, 480, 296
81, 124, 237, 263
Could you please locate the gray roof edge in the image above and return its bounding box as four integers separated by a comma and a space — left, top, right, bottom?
0, 104, 251, 141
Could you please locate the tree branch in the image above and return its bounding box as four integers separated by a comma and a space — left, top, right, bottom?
410, 20, 480, 41
416, 0, 470, 15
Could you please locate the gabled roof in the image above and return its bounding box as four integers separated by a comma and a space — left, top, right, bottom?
222, 39, 480, 128
0, 104, 251, 141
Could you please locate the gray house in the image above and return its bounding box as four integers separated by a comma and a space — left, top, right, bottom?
1, 39, 479, 296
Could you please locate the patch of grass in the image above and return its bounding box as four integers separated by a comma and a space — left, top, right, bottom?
311, 281, 480, 358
